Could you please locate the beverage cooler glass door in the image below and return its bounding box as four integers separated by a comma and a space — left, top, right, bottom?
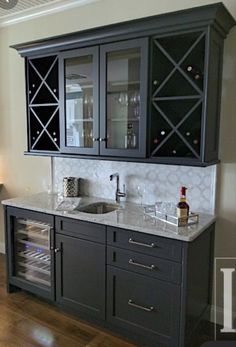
7, 209, 55, 300
100, 38, 148, 158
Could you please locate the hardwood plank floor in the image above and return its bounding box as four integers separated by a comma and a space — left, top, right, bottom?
0, 254, 136, 347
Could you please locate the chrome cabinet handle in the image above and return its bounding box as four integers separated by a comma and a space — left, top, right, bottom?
93, 137, 100, 142
129, 259, 156, 270
54, 248, 61, 253
128, 299, 154, 312
99, 138, 107, 142
128, 238, 156, 248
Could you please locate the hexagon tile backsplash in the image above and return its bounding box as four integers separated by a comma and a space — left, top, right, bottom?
53, 158, 217, 214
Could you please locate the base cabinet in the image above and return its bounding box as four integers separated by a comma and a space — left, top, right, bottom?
4, 207, 215, 347
107, 266, 180, 347
55, 233, 106, 320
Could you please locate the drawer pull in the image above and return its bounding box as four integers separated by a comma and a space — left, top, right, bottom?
129, 238, 156, 248
128, 299, 154, 312
129, 259, 156, 270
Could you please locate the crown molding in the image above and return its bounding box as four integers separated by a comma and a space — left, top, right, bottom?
0, 0, 100, 28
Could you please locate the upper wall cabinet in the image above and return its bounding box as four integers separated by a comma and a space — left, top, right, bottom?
149, 29, 221, 166
27, 55, 60, 152
13, 3, 235, 166
59, 39, 148, 157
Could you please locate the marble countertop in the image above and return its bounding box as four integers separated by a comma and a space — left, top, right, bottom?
2, 192, 216, 242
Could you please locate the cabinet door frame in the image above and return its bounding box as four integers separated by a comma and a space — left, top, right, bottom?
59, 46, 99, 155
6, 207, 55, 301
100, 38, 149, 158
55, 233, 106, 320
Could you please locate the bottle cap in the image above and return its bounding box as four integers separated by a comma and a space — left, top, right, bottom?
180, 186, 187, 195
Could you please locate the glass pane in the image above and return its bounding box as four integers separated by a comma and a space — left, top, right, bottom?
14, 218, 52, 288
106, 48, 141, 149
65, 55, 94, 148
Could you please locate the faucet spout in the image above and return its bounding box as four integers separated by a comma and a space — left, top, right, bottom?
110, 172, 119, 181
110, 172, 126, 203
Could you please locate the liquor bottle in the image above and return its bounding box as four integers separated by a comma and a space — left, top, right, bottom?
176, 186, 189, 219
125, 123, 134, 148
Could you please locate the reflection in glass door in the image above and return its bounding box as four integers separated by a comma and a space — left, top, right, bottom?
60, 47, 99, 154
107, 48, 141, 149
100, 39, 148, 158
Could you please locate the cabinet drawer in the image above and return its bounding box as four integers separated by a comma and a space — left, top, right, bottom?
107, 266, 180, 346
107, 247, 181, 284
107, 227, 182, 262
56, 217, 106, 243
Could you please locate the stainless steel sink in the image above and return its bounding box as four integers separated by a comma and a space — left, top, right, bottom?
75, 201, 119, 214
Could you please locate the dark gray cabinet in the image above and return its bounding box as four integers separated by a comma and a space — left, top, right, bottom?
55, 233, 106, 319
4, 206, 215, 347
149, 28, 225, 165
107, 267, 180, 347
55, 217, 106, 320
14, 3, 235, 166
106, 224, 215, 347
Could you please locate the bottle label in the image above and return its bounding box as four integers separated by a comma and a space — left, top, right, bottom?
177, 207, 188, 218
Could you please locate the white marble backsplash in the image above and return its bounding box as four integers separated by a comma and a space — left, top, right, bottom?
53, 158, 217, 214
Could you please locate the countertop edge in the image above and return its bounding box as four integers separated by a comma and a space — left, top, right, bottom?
2, 198, 216, 242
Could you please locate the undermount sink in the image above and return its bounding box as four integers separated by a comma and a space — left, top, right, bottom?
75, 202, 119, 214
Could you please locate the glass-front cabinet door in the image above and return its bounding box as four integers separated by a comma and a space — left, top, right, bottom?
60, 47, 99, 154
100, 39, 148, 157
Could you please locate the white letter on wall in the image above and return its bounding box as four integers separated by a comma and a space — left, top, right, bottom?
220, 268, 236, 333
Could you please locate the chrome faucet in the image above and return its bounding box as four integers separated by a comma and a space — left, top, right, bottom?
109, 173, 126, 203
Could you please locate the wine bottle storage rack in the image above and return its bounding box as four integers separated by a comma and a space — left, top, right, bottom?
150, 31, 206, 159
15, 218, 52, 288
19, 250, 51, 264
27, 55, 60, 152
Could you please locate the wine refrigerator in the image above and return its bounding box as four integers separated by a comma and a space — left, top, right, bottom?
6, 207, 55, 300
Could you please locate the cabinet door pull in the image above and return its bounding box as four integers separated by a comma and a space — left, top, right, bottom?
129, 259, 156, 270
128, 299, 154, 312
54, 248, 61, 253
99, 138, 107, 142
128, 238, 156, 248
93, 137, 100, 142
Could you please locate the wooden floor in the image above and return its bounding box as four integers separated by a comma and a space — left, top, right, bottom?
0, 254, 137, 347
0, 254, 227, 347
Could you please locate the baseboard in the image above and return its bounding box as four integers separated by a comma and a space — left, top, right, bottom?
0, 242, 5, 254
